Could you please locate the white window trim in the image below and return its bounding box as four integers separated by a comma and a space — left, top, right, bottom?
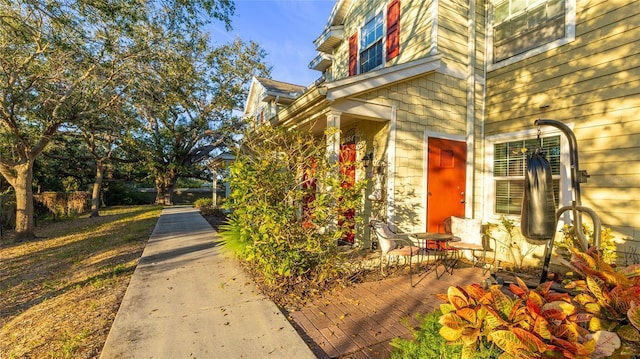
357, 4, 388, 75
360, 12, 385, 73
494, 0, 550, 25
483, 126, 572, 223
487, 0, 576, 71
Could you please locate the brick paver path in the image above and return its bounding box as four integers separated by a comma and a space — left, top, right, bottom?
288, 266, 487, 358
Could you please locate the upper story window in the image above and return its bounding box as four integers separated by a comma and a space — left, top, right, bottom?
492, 0, 569, 64
493, 135, 561, 215
360, 13, 384, 73
348, 0, 400, 76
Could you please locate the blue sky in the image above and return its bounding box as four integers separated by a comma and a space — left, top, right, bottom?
208, 0, 336, 87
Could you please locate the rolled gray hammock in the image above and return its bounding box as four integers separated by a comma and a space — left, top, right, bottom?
521, 148, 557, 241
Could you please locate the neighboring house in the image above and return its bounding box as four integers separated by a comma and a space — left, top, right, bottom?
244, 0, 639, 263
243, 77, 306, 127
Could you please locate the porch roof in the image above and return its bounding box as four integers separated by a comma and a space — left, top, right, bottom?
274, 55, 443, 134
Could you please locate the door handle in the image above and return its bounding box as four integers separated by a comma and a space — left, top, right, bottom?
460, 200, 465, 203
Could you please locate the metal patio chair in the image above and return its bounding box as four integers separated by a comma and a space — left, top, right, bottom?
444, 216, 496, 275
370, 220, 420, 287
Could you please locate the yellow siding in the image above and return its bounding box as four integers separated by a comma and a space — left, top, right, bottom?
396, 0, 435, 65
308, 0, 637, 251
332, 0, 436, 80
354, 74, 467, 231
437, 0, 470, 74
474, 0, 486, 74
484, 0, 640, 246
332, 0, 385, 80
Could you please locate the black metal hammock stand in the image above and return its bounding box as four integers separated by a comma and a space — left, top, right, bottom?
492, 119, 602, 287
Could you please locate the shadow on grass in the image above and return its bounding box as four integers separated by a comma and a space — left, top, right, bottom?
0, 205, 162, 322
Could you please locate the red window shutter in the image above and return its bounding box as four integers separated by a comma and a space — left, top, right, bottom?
386, 0, 400, 61
302, 158, 317, 228
348, 33, 358, 76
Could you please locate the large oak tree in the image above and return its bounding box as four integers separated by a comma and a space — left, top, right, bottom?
0, 0, 235, 240
131, 30, 270, 205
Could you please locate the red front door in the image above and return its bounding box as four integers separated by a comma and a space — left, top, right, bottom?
339, 143, 356, 243
427, 138, 466, 232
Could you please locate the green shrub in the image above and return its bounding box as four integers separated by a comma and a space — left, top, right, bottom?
557, 223, 617, 264
484, 215, 537, 271
103, 183, 149, 206
194, 197, 213, 208
33, 192, 90, 221
221, 126, 366, 290
390, 310, 502, 359
194, 197, 217, 216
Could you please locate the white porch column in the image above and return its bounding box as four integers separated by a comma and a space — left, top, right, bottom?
325, 111, 341, 163
212, 168, 218, 207
387, 106, 397, 228
324, 111, 341, 236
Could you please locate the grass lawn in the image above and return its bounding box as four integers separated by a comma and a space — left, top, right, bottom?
0, 205, 162, 358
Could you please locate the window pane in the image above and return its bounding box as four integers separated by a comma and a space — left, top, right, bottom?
494, 136, 561, 177
510, 13, 528, 33
512, 0, 527, 14
508, 159, 524, 176
542, 136, 560, 175
360, 41, 383, 73
375, 17, 383, 38
494, 143, 508, 176
362, 13, 383, 48
492, 0, 567, 61
528, 4, 546, 27
495, 180, 524, 215
493, 135, 561, 215
495, 142, 508, 159
374, 42, 383, 65
523, 138, 538, 150
360, 13, 384, 73
547, 0, 564, 18
495, 1, 510, 22
494, 160, 507, 176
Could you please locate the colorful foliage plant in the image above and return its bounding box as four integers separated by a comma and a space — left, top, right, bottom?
437, 247, 640, 359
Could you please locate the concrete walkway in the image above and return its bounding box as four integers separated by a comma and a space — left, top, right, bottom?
100, 206, 315, 359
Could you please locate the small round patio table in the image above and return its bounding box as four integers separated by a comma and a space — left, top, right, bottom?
409, 232, 459, 279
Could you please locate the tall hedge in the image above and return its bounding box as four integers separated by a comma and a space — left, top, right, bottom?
221, 126, 366, 288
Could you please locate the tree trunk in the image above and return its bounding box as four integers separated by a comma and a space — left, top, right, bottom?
14, 163, 36, 241
154, 173, 176, 205
90, 162, 104, 217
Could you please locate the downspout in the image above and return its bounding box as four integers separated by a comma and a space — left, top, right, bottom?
480, 0, 489, 218
466, 0, 476, 217
431, 0, 439, 54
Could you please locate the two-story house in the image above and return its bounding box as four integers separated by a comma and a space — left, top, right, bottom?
244, 0, 639, 262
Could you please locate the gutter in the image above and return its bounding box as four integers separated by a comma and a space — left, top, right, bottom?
274, 86, 329, 128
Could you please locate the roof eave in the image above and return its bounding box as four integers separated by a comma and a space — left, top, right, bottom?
325, 55, 443, 101
274, 86, 328, 127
